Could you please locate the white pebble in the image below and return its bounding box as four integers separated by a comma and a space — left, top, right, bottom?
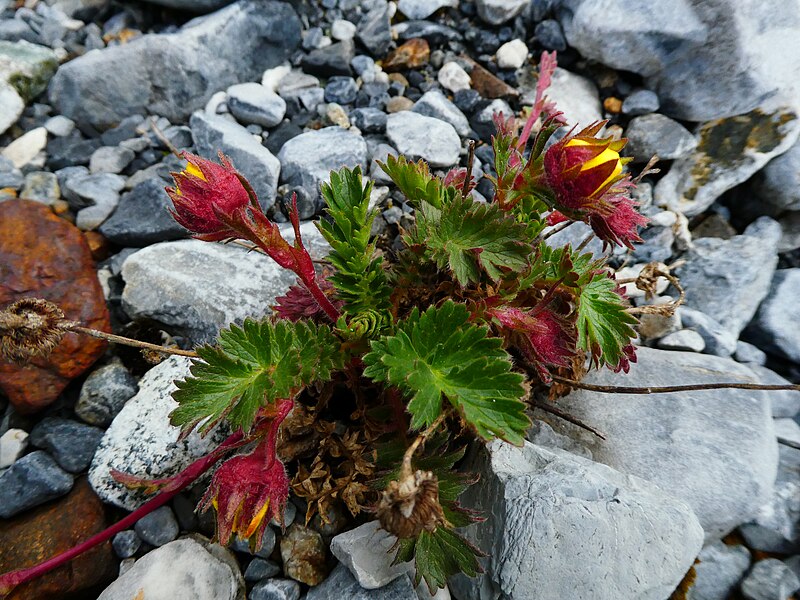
331, 19, 357, 41
1, 127, 47, 169
0, 429, 29, 469
496, 39, 528, 70
438, 61, 471, 93
261, 64, 292, 93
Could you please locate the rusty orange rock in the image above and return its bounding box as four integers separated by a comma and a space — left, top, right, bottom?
382, 38, 430, 72
0, 478, 117, 600
0, 200, 110, 414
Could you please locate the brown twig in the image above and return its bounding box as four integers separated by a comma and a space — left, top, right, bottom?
69, 325, 199, 358
149, 117, 182, 157
575, 232, 596, 254
401, 413, 447, 477
462, 140, 476, 198
551, 375, 800, 394
530, 401, 606, 440
541, 220, 574, 241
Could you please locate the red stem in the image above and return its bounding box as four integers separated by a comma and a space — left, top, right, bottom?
0, 432, 244, 596
299, 272, 341, 322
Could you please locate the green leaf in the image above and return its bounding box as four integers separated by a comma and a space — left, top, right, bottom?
414, 195, 531, 286
410, 527, 484, 593
363, 301, 529, 445
318, 166, 392, 324
378, 154, 459, 210
171, 319, 345, 434
576, 270, 638, 369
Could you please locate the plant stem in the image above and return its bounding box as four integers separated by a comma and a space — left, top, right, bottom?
299, 273, 341, 322
551, 375, 800, 394
540, 220, 574, 241
68, 325, 199, 358
402, 413, 447, 477
0, 432, 243, 596
530, 401, 606, 440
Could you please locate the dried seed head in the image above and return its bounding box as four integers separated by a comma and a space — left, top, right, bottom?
377, 469, 446, 539
635, 261, 669, 300
0, 298, 68, 363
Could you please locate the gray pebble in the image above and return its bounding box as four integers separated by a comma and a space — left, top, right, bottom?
0, 451, 73, 518
244, 558, 281, 582
250, 578, 301, 600
76, 360, 139, 426
112, 530, 142, 559
29, 417, 104, 473
134, 505, 180, 547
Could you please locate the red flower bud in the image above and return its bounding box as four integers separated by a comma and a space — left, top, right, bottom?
166, 152, 254, 240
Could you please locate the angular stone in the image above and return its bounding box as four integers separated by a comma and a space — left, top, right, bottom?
655, 105, 800, 217
357, 3, 392, 57
330, 521, 411, 589
688, 542, 751, 600
622, 89, 660, 116
412, 89, 470, 137
280, 524, 327, 586
0, 200, 110, 413
112, 530, 141, 559
0, 81, 23, 136
2, 126, 47, 169
746, 269, 800, 363
306, 564, 416, 600
0, 40, 58, 102
386, 111, 460, 167
383, 38, 430, 72
437, 61, 471, 93
277, 127, 367, 215
301, 40, 354, 77
0, 451, 73, 518
625, 113, 697, 162
99, 177, 189, 246
677, 308, 737, 358
20, 171, 60, 205
0, 478, 116, 600
657, 329, 706, 352
88, 357, 229, 510
740, 558, 800, 600
29, 417, 105, 473
675, 217, 781, 339
76, 360, 139, 427
97, 538, 242, 600
752, 138, 800, 214
227, 82, 287, 127
190, 111, 281, 211
0, 428, 28, 469
475, 0, 528, 25
397, 0, 457, 20
251, 578, 301, 600
467, 60, 518, 100
134, 505, 180, 547
548, 347, 778, 541
450, 440, 704, 600
49, 1, 300, 129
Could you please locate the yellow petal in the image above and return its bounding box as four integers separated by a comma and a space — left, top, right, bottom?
185, 161, 206, 180
243, 499, 270, 538
566, 138, 622, 190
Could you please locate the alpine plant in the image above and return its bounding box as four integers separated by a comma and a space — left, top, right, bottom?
0, 52, 649, 596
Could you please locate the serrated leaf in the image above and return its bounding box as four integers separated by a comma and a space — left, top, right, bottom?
363, 301, 529, 445
414, 195, 531, 286
410, 527, 484, 593
576, 271, 638, 369
171, 319, 344, 435
378, 155, 460, 210
318, 166, 392, 325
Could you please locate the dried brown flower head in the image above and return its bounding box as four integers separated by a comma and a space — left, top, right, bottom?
0, 298, 69, 363
377, 469, 446, 539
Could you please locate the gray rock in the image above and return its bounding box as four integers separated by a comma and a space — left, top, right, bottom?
0, 81, 23, 136
450, 440, 703, 600
394, 21, 462, 45
244, 558, 281, 582
624, 113, 697, 162
739, 444, 800, 554
330, 521, 411, 589
746, 364, 800, 419
752, 138, 800, 214
747, 269, 800, 363
76, 360, 139, 427
301, 40, 354, 77
120, 227, 329, 344
657, 329, 706, 352
89, 145, 135, 174
357, 2, 392, 56
251, 578, 301, 600
525, 419, 592, 459
49, 1, 300, 129
675, 217, 781, 339
20, 170, 59, 205
548, 347, 778, 541
654, 105, 800, 216
112, 530, 142, 559
62, 171, 125, 215
0, 40, 58, 102
622, 90, 660, 116
534, 20, 567, 52
412, 90, 470, 137
190, 110, 280, 211
306, 563, 417, 600
0, 450, 73, 517
227, 82, 286, 128
324, 76, 358, 105
100, 177, 189, 246
397, 0, 456, 19
138, 0, 234, 9
230, 527, 276, 558
97, 538, 242, 600
735, 341, 768, 366
688, 542, 751, 600
553, 0, 800, 122
475, 0, 528, 25
44, 114, 75, 137
134, 505, 180, 547
89, 357, 229, 510
278, 127, 367, 216
350, 107, 387, 133
678, 307, 737, 358
386, 111, 460, 167
29, 417, 104, 473
740, 559, 800, 600
0, 155, 23, 189
331, 19, 356, 42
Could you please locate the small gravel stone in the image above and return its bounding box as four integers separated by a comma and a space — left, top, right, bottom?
134, 505, 180, 547
397, 0, 457, 19
29, 417, 105, 473
230, 526, 276, 558
534, 19, 567, 51
330, 19, 356, 41
740, 559, 800, 600
0, 82, 24, 136
331, 521, 411, 589
471, 98, 513, 142
350, 55, 375, 76
350, 107, 387, 132
356, 3, 392, 56
0, 428, 29, 469
302, 40, 354, 77
0, 450, 73, 518
227, 82, 287, 128
690, 541, 751, 600
622, 89, 660, 115
625, 113, 697, 162
244, 558, 281, 582
412, 89, 470, 136
386, 96, 414, 113
251, 578, 301, 600
44, 114, 75, 137
496, 39, 528, 69
89, 145, 135, 174
735, 341, 768, 366
280, 524, 327, 586
306, 563, 417, 600
324, 76, 358, 104
2, 126, 47, 169
112, 530, 142, 559
657, 329, 706, 352
76, 360, 139, 426
386, 111, 460, 167
476, 0, 528, 24
438, 61, 471, 93
20, 171, 59, 205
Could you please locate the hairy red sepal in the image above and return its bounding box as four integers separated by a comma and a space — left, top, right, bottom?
274, 277, 343, 322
